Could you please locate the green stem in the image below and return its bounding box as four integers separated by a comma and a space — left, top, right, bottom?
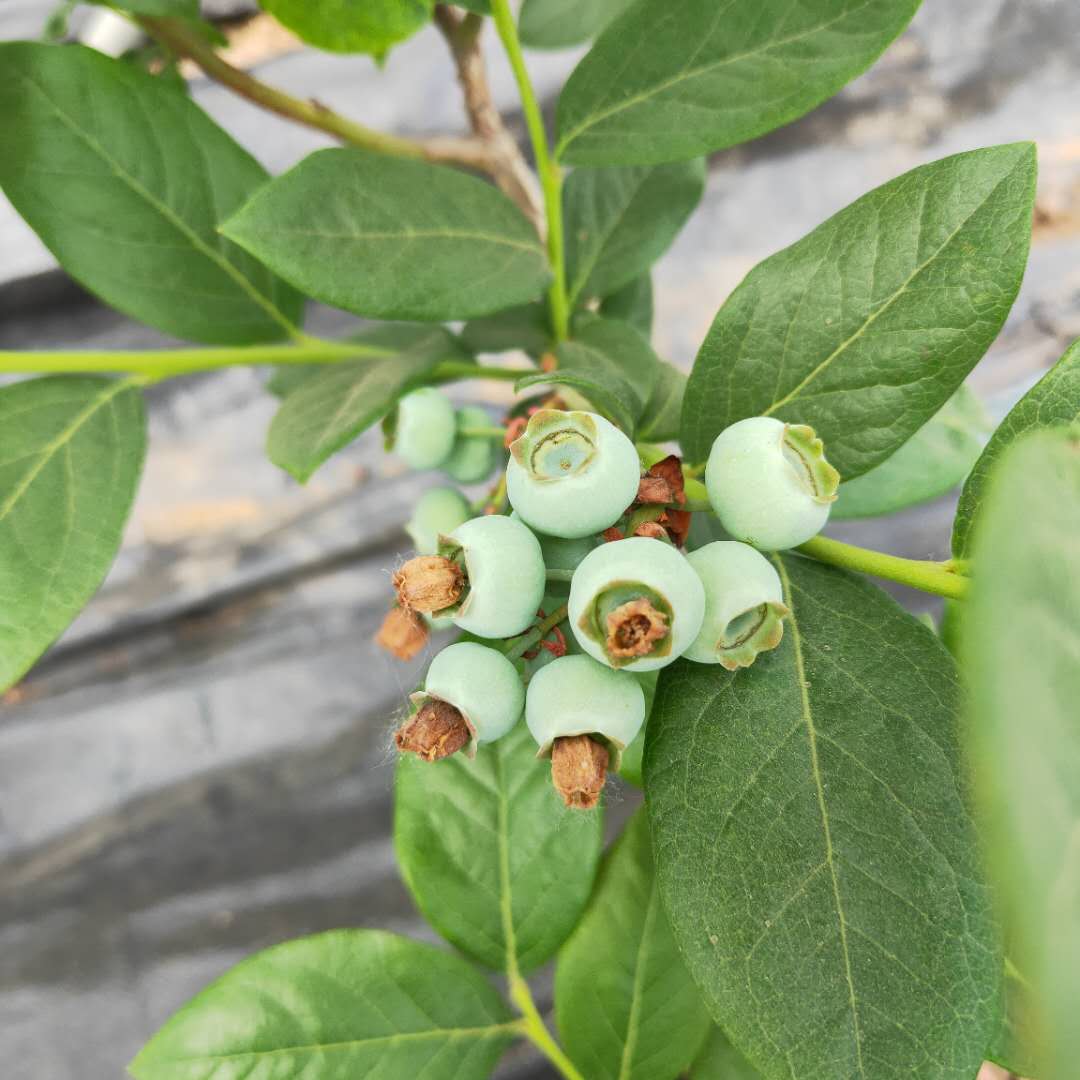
0, 347, 524, 385
796, 535, 970, 600
503, 603, 570, 662
488, 0, 569, 342
508, 972, 585, 1080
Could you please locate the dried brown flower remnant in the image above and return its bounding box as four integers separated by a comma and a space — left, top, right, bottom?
632, 521, 669, 541
602, 526, 625, 543
606, 598, 668, 658
395, 699, 471, 761
636, 473, 677, 505
393, 555, 464, 613
551, 734, 609, 809
376, 606, 429, 660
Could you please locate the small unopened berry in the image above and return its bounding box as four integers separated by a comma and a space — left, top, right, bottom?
443, 406, 499, 483
705, 417, 839, 550
506, 410, 640, 538
392, 388, 456, 470
405, 487, 470, 555
398, 641, 524, 760
568, 537, 705, 672
376, 605, 429, 660
685, 541, 788, 668
526, 654, 645, 808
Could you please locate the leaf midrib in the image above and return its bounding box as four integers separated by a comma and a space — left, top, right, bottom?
556, 0, 875, 154
15, 70, 295, 337
137, 1020, 520, 1067
762, 162, 1021, 417
0, 379, 131, 525
245, 226, 545, 256
774, 556, 867, 1078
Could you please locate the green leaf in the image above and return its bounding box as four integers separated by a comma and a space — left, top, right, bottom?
461, 302, 553, 357
832, 385, 988, 519
556, 809, 711, 1080
599, 274, 653, 338
395, 722, 603, 973
986, 959, 1041, 1077
96, 0, 198, 16
562, 316, 662, 407
555, 0, 922, 166
638, 363, 686, 443
519, 0, 635, 49
616, 672, 658, 788
259, 0, 433, 55
0, 43, 302, 345
682, 144, 1036, 478
953, 336, 1080, 557
691, 1028, 763, 1079
517, 369, 638, 433
267, 326, 464, 482
223, 148, 550, 323
964, 427, 1080, 1080
0, 376, 146, 692
645, 555, 998, 1080
129, 929, 517, 1080
564, 160, 705, 305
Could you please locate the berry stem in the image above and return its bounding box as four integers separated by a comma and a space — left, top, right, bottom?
796, 535, 970, 600
508, 971, 586, 1080
488, 0, 570, 343
504, 604, 570, 661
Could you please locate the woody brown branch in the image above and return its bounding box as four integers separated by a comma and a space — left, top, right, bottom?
433, 5, 545, 232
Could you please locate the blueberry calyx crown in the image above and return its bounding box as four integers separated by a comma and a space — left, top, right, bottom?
782, 423, 840, 505
578, 580, 674, 668
510, 409, 599, 482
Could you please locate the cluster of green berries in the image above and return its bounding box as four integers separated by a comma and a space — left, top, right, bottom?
389, 387, 499, 483
387, 406, 839, 808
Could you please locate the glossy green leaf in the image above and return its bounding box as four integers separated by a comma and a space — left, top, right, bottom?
461, 302, 553, 357
645, 555, 998, 1080
129, 929, 517, 1080
564, 160, 706, 305
599, 274, 653, 338
267, 327, 465, 482
556, 809, 711, 1080
222, 148, 551, 323
395, 722, 603, 973
519, 0, 635, 49
259, 0, 433, 55
964, 427, 1080, 1080
691, 1028, 762, 1079
555, 0, 922, 166
0, 43, 301, 345
832, 386, 987, 519
0, 376, 146, 692
638, 363, 686, 443
953, 336, 1080, 557
682, 144, 1036, 478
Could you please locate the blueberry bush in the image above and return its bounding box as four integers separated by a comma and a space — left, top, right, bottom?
1, 2, 1077, 1079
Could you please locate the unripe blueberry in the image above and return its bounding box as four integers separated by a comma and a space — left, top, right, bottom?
705, 417, 839, 551
448, 515, 546, 638
506, 410, 640, 539
392, 388, 456, 470
568, 537, 705, 672
398, 642, 523, 760
526, 654, 645, 808
443, 406, 499, 484
405, 487, 471, 555
685, 541, 789, 669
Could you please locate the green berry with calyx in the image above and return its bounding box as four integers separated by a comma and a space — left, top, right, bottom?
394, 515, 545, 639
443, 405, 499, 484
506, 409, 640, 539
391, 388, 456, 470
568, 536, 705, 672
526, 654, 645, 809
405, 487, 471, 555
705, 417, 840, 551
397, 642, 523, 761
685, 541, 789, 669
